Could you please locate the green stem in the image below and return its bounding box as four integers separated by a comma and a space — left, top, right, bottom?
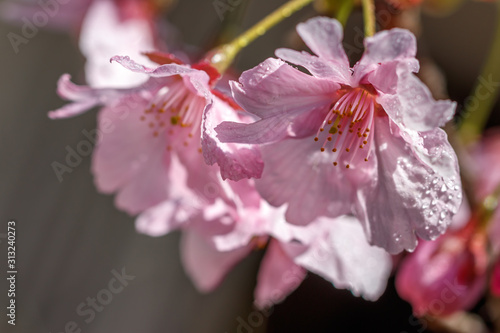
336, 0, 354, 27
361, 0, 376, 37
458, 2, 500, 144
209, 0, 314, 73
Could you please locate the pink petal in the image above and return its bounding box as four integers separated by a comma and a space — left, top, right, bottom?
289, 216, 392, 300
175, 140, 231, 204
111, 55, 206, 81
254, 240, 306, 309
356, 117, 462, 254
48, 74, 101, 119
255, 137, 352, 225
91, 95, 170, 214
111, 56, 213, 101
218, 58, 339, 146
229, 57, 339, 120
134, 154, 203, 236
216, 115, 293, 145
449, 198, 471, 231
48, 99, 101, 119
180, 229, 253, 293
275, 49, 351, 83
135, 200, 186, 236
213, 203, 291, 252
376, 64, 456, 131
359, 28, 417, 68
48, 74, 146, 119
202, 96, 264, 180
295, 17, 349, 69
396, 237, 486, 316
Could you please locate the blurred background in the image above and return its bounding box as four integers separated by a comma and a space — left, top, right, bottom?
0, 0, 498, 332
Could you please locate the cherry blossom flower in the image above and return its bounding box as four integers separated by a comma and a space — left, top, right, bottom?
396, 132, 500, 316
396, 214, 488, 317
49, 53, 390, 306
49, 53, 263, 224
215, 17, 461, 253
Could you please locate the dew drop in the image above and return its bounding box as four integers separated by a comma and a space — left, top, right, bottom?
393, 232, 402, 242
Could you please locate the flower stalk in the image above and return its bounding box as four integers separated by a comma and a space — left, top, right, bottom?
361, 0, 376, 37
336, 0, 354, 27
208, 0, 314, 74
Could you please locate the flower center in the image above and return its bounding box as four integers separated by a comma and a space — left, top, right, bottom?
140, 78, 206, 152
314, 87, 377, 169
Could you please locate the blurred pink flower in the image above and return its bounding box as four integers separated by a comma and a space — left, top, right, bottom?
49, 53, 262, 225
79, 0, 160, 88
215, 17, 461, 254
396, 216, 488, 317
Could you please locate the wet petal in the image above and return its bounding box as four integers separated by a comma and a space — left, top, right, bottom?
377, 64, 456, 131
295, 17, 349, 69
356, 117, 462, 253
359, 28, 417, 67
